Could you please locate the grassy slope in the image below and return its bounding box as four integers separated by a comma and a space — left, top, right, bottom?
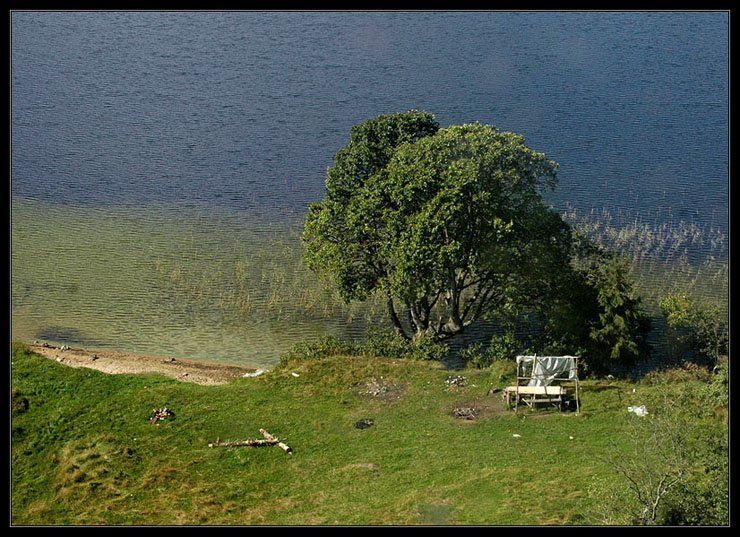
10, 343, 722, 525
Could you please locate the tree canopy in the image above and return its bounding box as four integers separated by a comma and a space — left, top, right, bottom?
304, 111, 571, 342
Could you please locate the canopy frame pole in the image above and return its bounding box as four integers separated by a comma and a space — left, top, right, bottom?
514, 357, 520, 411
575, 357, 580, 414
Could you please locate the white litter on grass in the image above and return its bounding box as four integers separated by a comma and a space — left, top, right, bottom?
291, 372, 300, 377
512, 434, 521, 438
569, 436, 574, 440
243, 368, 267, 378
628, 405, 649, 417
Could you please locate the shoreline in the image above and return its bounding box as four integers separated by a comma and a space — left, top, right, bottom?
22, 342, 261, 386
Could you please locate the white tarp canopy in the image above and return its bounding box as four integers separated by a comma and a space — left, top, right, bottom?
516, 355, 578, 387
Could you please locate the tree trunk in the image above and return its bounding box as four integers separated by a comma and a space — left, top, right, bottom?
386, 293, 410, 340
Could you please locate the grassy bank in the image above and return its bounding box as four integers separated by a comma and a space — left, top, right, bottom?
11, 343, 726, 525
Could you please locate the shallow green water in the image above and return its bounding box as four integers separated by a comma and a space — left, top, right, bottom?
11, 198, 385, 367
11, 198, 727, 368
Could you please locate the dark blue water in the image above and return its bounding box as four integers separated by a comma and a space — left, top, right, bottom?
12, 11, 728, 230
10, 12, 729, 365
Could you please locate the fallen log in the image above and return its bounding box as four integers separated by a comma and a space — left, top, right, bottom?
207, 430, 293, 454
260, 429, 292, 454
208, 438, 276, 448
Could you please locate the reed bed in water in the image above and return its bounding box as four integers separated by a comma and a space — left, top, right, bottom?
151, 225, 387, 326
153, 207, 727, 334
11, 198, 727, 364
562, 206, 728, 315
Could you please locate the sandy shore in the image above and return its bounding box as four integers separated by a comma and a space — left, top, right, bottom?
26, 343, 262, 386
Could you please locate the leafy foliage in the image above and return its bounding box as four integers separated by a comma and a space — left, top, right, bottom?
596, 397, 727, 526
534, 237, 651, 375
701, 358, 729, 407
661, 431, 728, 526
303, 110, 440, 303
659, 293, 728, 366
461, 332, 531, 369
585, 255, 652, 373
278, 329, 449, 366
305, 112, 568, 342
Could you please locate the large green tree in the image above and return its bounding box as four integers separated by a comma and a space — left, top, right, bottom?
304, 111, 571, 341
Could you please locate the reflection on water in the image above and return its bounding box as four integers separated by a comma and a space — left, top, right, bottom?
11, 12, 728, 367
12, 198, 727, 367
12, 12, 728, 229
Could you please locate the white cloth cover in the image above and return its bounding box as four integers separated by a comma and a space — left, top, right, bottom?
517, 356, 577, 387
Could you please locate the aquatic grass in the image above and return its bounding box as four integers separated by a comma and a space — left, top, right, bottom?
563, 206, 727, 313
562, 205, 726, 263
12, 198, 728, 368
11, 198, 386, 366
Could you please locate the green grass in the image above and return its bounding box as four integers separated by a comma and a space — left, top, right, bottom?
10, 342, 726, 525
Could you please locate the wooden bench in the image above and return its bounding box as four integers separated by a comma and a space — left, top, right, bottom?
504, 385, 568, 408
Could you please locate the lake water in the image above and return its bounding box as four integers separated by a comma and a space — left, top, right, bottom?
11, 12, 729, 366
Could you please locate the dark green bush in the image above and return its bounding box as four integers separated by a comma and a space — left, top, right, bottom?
641, 362, 711, 386
660, 432, 728, 526
279, 335, 359, 366
461, 333, 530, 369
701, 358, 728, 407
279, 329, 448, 366
659, 293, 728, 367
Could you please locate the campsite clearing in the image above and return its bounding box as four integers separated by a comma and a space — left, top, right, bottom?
11, 342, 725, 525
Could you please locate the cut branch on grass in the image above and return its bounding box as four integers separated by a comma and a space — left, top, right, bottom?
260, 429, 293, 454
208, 429, 292, 454
208, 438, 276, 448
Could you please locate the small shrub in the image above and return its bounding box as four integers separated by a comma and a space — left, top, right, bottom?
641, 362, 711, 386
701, 358, 728, 408
596, 406, 694, 525
279, 335, 358, 366
278, 329, 449, 365
362, 328, 414, 359
405, 333, 449, 361
459, 343, 487, 368
660, 432, 728, 526
593, 397, 728, 526
489, 332, 527, 362
461, 333, 528, 369
361, 329, 448, 361
659, 293, 728, 366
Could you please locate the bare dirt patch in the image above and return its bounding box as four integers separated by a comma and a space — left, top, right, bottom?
356, 377, 406, 401
28, 343, 259, 386
449, 396, 509, 422
340, 462, 380, 472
